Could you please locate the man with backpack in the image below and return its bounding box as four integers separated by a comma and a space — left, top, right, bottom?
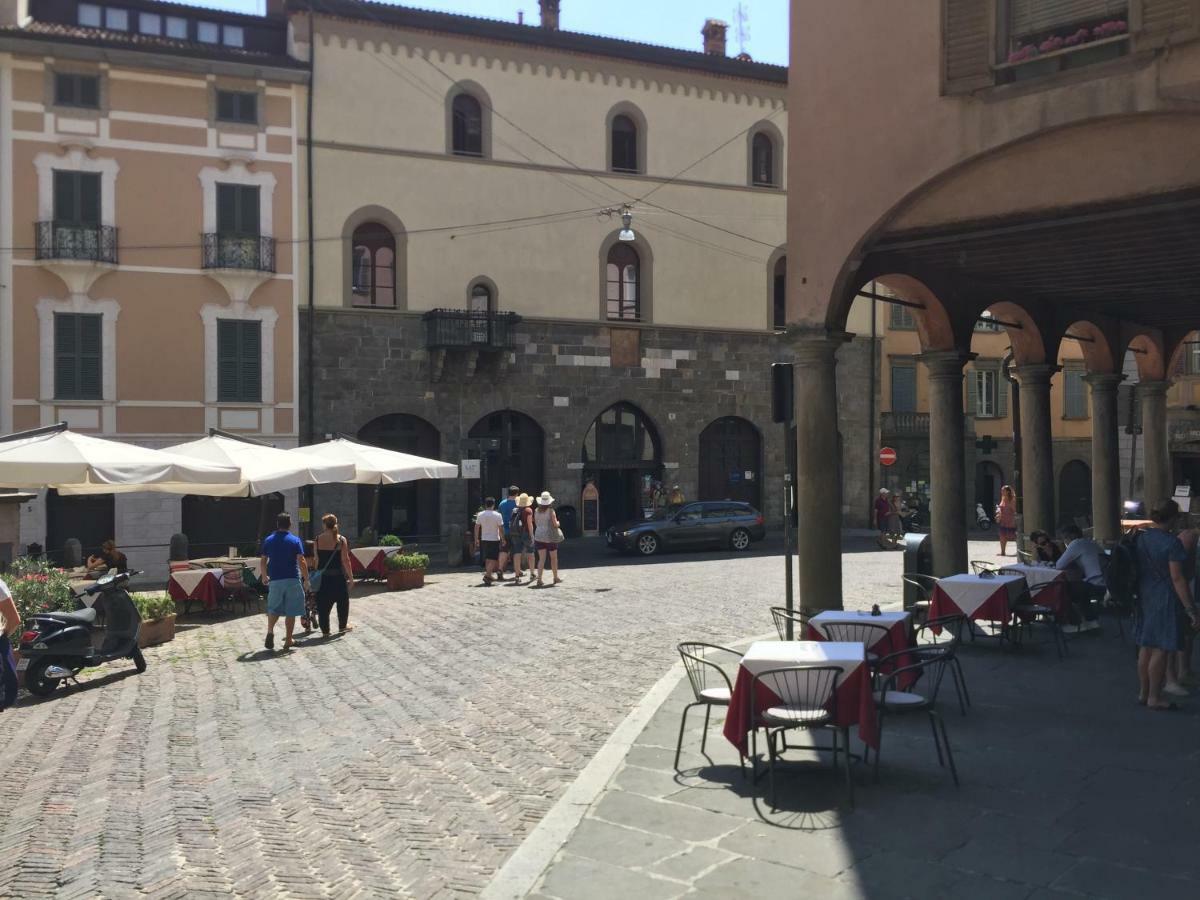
496, 486, 520, 582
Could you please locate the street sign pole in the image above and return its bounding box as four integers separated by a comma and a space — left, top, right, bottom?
773, 363, 796, 640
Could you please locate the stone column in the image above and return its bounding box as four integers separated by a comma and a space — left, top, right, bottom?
1085, 373, 1123, 543
920, 352, 972, 577
1139, 380, 1172, 506
1016, 364, 1057, 537
793, 332, 846, 612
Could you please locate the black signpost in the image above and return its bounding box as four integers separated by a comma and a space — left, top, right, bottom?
772, 363, 796, 638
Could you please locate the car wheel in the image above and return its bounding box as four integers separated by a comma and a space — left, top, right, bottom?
636, 533, 660, 556
730, 528, 751, 551
24, 658, 59, 698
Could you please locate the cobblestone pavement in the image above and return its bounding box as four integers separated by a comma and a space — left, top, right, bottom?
0, 536, 924, 899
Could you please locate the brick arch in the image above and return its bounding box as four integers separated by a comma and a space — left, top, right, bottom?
1122, 332, 1167, 381
870, 273, 956, 352
1058, 320, 1117, 374
1166, 329, 1200, 378
976, 301, 1046, 366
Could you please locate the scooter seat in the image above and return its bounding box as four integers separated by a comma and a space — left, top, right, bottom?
46, 608, 97, 625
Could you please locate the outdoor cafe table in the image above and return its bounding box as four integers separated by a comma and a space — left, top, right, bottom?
723, 641, 879, 756
999, 563, 1074, 622
929, 573, 1025, 626
349, 546, 400, 580
806, 609, 912, 657
168, 568, 222, 611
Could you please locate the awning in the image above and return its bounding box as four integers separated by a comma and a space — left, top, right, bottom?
295, 436, 458, 484
163, 432, 357, 497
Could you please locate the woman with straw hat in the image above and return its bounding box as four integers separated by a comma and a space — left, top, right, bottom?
532, 491, 563, 587
510, 493, 536, 585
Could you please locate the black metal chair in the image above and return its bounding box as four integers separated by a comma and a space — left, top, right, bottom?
1005, 577, 1067, 659
970, 560, 999, 575
912, 614, 970, 714
770, 606, 811, 641
749, 665, 851, 808
866, 651, 960, 787
817, 620, 894, 666
675, 642, 741, 771
1016, 548, 1035, 565
902, 573, 938, 624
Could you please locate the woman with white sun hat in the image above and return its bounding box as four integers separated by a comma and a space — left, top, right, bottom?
532, 491, 564, 588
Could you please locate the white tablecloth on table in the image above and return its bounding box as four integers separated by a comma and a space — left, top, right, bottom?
808, 610, 910, 638
350, 547, 397, 568
171, 568, 217, 595
933, 573, 1025, 620
999, 563, 1068, 588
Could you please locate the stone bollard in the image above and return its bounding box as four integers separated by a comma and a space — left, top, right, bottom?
445, 525, 463, 567
169, 532, 189, 561
63, 538, 82, 568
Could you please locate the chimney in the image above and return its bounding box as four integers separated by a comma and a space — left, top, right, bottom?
702, 19, 728, 56
265, 0, 286, 19
539, 0, 559, 31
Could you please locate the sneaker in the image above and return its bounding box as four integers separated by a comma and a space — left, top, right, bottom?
264, 633, 275, 651
1163, 681, 1190, 697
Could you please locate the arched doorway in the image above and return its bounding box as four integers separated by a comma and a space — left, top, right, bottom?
699, 417, 762, 509
1059, 460, 1092, 530
582, 402, 662, 528
974, 461, 1003, 524
358, 414, 441, 540
182, 493, 284, 558
46, 490, 113, 565
466, 410, 544, 512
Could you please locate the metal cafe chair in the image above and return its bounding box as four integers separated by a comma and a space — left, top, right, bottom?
750, 665, 851, 808
970, 560, 1000, 575
770, 606, 811, 641
818, 620, 894, 667
912, 614, 971, 714
901, 573, 939, 624
1016, 548, 1036, 565
867, 651, 960, 788
675, 642, 742, 772
1004, 577, 1068, 659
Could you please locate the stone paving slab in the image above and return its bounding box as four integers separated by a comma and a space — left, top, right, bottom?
526, 548, 1200, 899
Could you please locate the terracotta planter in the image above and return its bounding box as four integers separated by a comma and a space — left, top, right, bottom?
138, 614, 176, 649
386, 568, 426, 591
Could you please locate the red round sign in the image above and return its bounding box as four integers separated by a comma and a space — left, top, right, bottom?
879, 447, 897, 467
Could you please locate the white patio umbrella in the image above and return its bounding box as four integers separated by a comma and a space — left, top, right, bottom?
0, 424, 241, 494
295, 436, 458, 484
164, 432, 358, 497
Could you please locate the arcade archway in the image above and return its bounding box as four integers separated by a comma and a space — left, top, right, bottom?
581, 402, 662, 528
358, 414, 442, 539
699, 417, 762, 509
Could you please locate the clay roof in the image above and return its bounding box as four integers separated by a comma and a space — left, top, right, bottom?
294, 0, 788, 84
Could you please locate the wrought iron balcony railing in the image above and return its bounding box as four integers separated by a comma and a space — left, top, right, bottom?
201, 233, 275, 273
423, 308, 522, 351
35, 221, 118, 264
881, 411, 930, 436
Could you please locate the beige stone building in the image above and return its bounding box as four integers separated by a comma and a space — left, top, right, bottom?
0, 0, 306, 572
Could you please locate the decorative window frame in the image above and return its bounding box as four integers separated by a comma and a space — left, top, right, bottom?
34, 149, 119, 226
36, 294, 120, 431
606, 102, 648, 175
445, 81, 493, 159
746, 120, 785, 189
198, 161, 275, 236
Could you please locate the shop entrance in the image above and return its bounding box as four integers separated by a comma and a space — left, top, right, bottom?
358, 414, 442, 540
581, 402, 662, 529
699, 416, 762, 508
46, 490, 114, 565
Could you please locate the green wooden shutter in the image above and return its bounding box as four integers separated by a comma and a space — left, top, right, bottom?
891, 365, 917, 412
217, 320, 262, 402
966, 367, 979, 415
53, 171, 76, 223
54, 172, 100, 225
944, 0, 995, 94
78, 315, 102, 399
217, 319, 239, 401
1064, 364, 1088, 418
54, 313, 78, 400
54, 313, 101, 400
1136, 0, 1200, 49
997, 372, 1009, 418
241, 321, 262, 403
217, 185, 237, 234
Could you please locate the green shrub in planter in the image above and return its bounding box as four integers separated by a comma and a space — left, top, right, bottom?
132, 592, 176, 621
386, 552, 429, 571
379, 534, 403, 547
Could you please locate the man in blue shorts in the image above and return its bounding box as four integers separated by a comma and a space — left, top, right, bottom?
260, 512, 310, 651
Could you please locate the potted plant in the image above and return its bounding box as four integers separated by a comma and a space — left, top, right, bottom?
385, 552, 429, 590
379, 534, 403, 548
5, 558, 75, 686
133, 593, 178, 648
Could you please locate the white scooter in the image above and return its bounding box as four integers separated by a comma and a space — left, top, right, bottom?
975, 503, 992, 530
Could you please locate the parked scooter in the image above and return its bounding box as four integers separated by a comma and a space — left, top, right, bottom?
975, 503, 993, 530
17, 571, 145, 697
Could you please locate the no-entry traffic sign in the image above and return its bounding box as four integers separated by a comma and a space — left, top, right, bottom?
879, 447, 897, 467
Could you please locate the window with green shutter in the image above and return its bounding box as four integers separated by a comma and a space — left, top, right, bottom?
53, 171, 100, 226
968, 366, 999, 418
216, 184, 260, 237
54, 73, 100, 109
54, 313, 102, 400
1064, 364, 1088, 418
890, 364, 917, 412
216, 90, 257, 125
217, 320, 262, 403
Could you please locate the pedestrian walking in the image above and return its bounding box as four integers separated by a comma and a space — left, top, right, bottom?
475, 498, 504, 585
874, 488, 891, 549
1, 576, 19, 712
496, 486, 520, 581
313, 514, 354, 636
509, 492, 536, 584
996, 485, 1017, 556
1132, 499, 1199, 710
669, 484, 685, 505
532, 491, 563, 587
260, 512, 310, 652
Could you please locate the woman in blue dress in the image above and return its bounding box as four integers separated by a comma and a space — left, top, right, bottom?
1134, 499, 1200, 709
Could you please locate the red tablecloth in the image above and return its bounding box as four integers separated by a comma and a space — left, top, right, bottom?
999, 564, 1073, 623
723, 641, 879, 755
349, 547, 396, 579
168, 569, 222, 611
807, 610, 916, 687
929, 573, 1025, 624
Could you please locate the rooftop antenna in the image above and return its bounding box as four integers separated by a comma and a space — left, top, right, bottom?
732, 2, 750, 56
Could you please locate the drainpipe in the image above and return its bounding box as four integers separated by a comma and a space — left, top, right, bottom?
303, 5, 316, 537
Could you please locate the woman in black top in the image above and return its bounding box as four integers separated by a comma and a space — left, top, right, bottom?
314, 514, 354, 636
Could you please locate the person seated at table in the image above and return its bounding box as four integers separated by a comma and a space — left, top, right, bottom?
1030, 530, 1062, 564
87, 540, 128, 574
1055, 524, 1105, 625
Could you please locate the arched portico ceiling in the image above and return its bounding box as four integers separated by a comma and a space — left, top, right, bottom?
1057, 320, 1116, 374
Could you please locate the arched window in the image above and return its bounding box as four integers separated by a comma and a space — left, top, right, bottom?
351, 223, 396, 308
611, 114, 639, 173
451, 93, 484, 157
752, 132, 776, 187
469, 282, 493, 313
772, 256, 786, 330
606, 244, 640, 321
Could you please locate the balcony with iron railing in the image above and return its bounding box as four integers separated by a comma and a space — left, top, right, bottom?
423, 309, 522, 351
881, 411, 931, 436
35, 221, 118, 264
201, 233, 275, 273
